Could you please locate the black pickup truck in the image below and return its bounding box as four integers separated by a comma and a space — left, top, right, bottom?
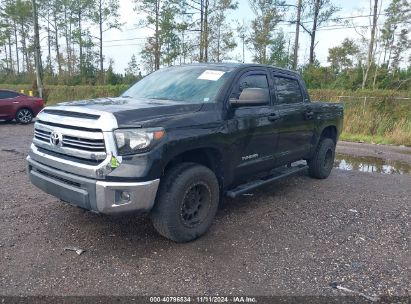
27, 64, 343, 242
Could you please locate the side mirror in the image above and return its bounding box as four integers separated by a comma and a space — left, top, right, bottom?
230, 88, 269, 106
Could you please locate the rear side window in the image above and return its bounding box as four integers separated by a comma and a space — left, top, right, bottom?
273, 77, 303, 104
0, 91, 19, 99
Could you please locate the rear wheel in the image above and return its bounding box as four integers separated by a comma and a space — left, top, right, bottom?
15, 108, 33, 124
150, 163, 220, 242
308, 138, 335, 179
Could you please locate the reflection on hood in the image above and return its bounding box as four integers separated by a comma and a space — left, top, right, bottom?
59, 98, 128, 106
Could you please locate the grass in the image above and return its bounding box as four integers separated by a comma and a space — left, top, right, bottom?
1, 84, 410, 146
338, 100, 411, 146
309, 90, 411, 147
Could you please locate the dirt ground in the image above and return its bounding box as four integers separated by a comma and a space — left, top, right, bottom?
0, 122, 410, 299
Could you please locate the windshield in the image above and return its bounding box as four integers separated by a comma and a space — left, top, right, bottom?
122, 66, 232, 104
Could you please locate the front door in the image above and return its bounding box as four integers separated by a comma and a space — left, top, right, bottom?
226, 69, 280, 183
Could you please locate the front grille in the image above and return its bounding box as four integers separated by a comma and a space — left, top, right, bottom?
63, 135, 105, 152
34, 129, 51, 143
33, 122, 107, 161
34, 128, 105, 153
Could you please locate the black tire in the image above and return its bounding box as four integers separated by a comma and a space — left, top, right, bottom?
308, 138, 336, 179
150, 162, 220, 242
15, 108, 33, 124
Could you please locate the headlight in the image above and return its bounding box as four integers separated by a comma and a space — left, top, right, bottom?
114, 128, 165, 155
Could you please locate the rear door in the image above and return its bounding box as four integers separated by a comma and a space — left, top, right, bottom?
271, 72, 315, 165
0, 91, 19, 119
226, 68, 280, 182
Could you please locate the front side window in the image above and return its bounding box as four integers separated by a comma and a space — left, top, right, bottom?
122, 66, 232, 104
230, 73, 270, 102
274, 77, 303, 104
239, 74, 269, 92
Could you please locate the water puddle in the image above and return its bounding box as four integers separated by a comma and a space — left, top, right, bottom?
334, 153, 411, 175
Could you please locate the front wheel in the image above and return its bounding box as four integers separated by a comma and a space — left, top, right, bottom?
308, 138, 336, 179
150, 163, 220, 242
16, 108, 33, 124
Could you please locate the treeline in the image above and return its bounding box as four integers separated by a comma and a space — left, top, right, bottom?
0, 0, 410, 90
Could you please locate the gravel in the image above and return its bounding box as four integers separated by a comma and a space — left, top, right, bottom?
0, 121, 410, 297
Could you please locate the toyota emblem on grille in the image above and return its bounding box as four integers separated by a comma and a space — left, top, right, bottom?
50, 131, 62, 146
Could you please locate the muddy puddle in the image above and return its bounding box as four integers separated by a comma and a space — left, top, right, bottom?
334, 153, 411, 174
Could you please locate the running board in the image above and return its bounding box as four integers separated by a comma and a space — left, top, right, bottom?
225, 164, 308, 198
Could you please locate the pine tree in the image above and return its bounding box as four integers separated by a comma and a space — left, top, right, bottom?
247, 0, 283, 64
208, 0, 238, 62
91, 0, 122, 74
268, 31, 293, 68
125, 54, 141, 84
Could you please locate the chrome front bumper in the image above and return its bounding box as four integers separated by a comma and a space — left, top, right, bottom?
27, 156, 159, 215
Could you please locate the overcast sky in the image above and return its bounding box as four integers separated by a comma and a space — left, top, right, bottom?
99, 0, 389, 73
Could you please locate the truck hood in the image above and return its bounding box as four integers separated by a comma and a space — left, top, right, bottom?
55, 97, 204, 127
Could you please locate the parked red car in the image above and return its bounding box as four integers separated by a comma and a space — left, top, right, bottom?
0, 89, 44, 124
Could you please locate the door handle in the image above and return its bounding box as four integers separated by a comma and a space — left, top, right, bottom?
267, 113, 279, 121
305, 111, 314, 120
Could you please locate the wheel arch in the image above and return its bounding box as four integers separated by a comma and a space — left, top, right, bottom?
319, 125, 338, 144
162, 147, 225, 189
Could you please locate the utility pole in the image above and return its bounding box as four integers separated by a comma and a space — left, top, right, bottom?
287, 37, 291, 68
292, 0, 302, 70
199, 0, 204, 62
204, 0, 209, 62
182, 30, 185, 64
32, 0, 43, 98
242, 35, 245, 63
238, 19, 246, 63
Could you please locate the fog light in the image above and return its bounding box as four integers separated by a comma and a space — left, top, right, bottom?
120, 191, 131, 202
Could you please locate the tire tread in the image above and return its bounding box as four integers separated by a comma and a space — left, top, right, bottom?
308, 138, 335, 179
151, 162, 219, 242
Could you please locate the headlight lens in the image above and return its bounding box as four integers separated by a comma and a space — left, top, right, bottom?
114, 128, 165, 155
